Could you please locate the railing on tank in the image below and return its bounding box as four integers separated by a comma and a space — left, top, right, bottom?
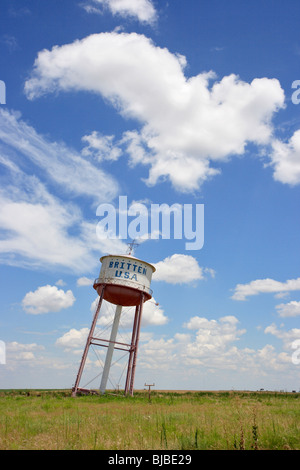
93, 277, 153, 297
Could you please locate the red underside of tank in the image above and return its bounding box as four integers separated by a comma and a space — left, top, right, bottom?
93, 283, 151, 306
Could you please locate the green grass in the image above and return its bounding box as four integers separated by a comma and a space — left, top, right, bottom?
0, 389, 299, 450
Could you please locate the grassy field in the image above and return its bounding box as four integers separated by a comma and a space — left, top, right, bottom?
0, 389, 299, 450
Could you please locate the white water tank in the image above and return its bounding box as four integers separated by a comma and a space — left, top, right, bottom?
93, 254, 155, 306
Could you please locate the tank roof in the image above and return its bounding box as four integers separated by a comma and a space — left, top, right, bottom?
100, 254, 156, 272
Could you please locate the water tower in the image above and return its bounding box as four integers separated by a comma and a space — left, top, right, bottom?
72, 248, 155, 397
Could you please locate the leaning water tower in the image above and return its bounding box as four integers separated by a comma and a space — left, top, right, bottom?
72, 248, 155, 397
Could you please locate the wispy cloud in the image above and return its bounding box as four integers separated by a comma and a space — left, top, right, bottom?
0, 109, 127, 272
0, 109, 119, 204
0, 34, 18, 52
231, 277, 300, 301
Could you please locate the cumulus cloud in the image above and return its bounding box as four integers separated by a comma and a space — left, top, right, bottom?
54, 313, 297, 386
56, 297, 168, 357
264, 323, 300, 349
141, 299, 168, 326
81, 131, 122, 161
270, 130, 300, 185
24, 32, 285, 192
152, 253, 211, 284
56, 328, 90, 351
141, 337, 176, 369
22, 285, 76, 314
139, 315, 247, 374
90, 297, 168, 328
166, 315, 295, 376
276, 301, 300, 318
83, 0, 157, 24
183, 315, 245, 357
5, 342, 45, 364
77, 277, 94, 286
231, 277, 300, 301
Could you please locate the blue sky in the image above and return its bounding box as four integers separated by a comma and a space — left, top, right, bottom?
0, 0, 300, 392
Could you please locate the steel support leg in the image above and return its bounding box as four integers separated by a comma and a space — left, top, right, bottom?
99, 304, 122, 394
71, 285, 105, 397
124, 304, 139, 395
124, 294, 144, 396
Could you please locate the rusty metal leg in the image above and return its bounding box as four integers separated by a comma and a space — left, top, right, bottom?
99, 304, 122, 394
124, 304, 140, 395
71, 285, 105, 397
129, 294, 144, 396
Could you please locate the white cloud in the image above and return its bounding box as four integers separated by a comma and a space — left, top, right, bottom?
276, 301, 300, 318
138, 315, 248, 374
231, 277, 300, 301
255, 344, 291, 371
0, 109, 119, 204
152, 253, 208, 284
56, 297, 168, 356
141, 337, 175, 367
168, 316, 296, 376
8, 341, 44, 352
264, 323, 300, 349
56, 328, 90, 351
203, 267, 216, 278
0, 176, 108, 272
22, 285, 76, 314
183, 315, 245, 357
142, 299, 168, 326
5, 342, 45, 365
0, 109, 127, 272
77, 277, 94, 286
274, 292, 290, 299
15, 351, 35, 361
0, 182, 85, 270
81, 131, 122, 161
83, 0, 157, 24
90, 297, 168, 328
53, 314, 298, 388
270, 130, 300, 186
24, 32, 285, 192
